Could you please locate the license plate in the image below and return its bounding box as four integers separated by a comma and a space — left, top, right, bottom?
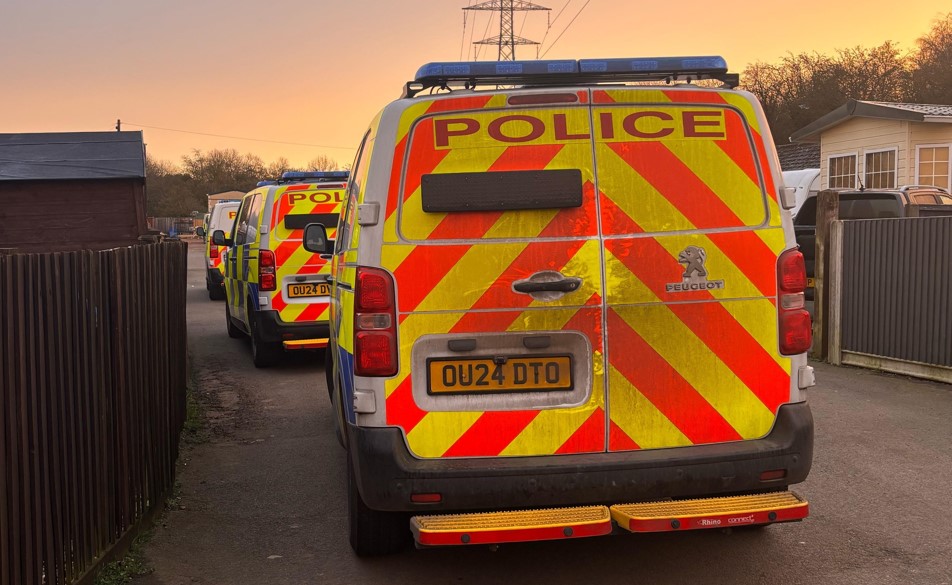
427, 356, 573, 395
806, 277, 815, 288
287, 282, 331, 298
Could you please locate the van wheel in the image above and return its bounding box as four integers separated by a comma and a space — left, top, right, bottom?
347, 456, 410, 556
225, 302, 243, 339
208, 284, 226, 301
249, 312, 281, 368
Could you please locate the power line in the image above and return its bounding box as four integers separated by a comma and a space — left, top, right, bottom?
540, 0, 590, 58
121, 122, 356, 151
537, 0, 571, 48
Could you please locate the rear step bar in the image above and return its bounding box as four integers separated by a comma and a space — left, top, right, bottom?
282, 338, 328, 350
410, 491, 807, 547
411, 506, 612, 546
611, 491, 808, 532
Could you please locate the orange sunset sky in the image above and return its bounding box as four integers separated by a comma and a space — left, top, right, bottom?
1, 1, 946, 168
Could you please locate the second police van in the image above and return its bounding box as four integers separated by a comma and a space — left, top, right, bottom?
200, 200, 240, 300
305, 56, 816, 555
213, 171, 348, 367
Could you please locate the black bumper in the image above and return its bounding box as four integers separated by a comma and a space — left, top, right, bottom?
254, 309, 329, 344
349, 401, 813, 512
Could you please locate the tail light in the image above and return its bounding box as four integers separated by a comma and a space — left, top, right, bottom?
355, 267, 397, 377
778, 249, 812, 354
259, 250, 276, 291
209, 247, 219, 259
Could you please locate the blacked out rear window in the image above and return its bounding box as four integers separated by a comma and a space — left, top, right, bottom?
284, 213, 340, 230
421, 169, 583, 213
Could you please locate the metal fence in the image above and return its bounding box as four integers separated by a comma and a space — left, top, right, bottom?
0, 241, 188, 585
829, 216, 952, 382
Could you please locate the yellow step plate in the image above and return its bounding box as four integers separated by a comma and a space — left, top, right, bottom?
611, 491, 808, 532
282, 338, 328, 350
411, 506, 612, 546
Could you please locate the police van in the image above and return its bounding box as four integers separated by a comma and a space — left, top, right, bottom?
213, 171, 348, 367
198, 200, 240, 300
305, 57, 815, 555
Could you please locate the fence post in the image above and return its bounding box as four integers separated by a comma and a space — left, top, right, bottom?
811, 189, 839, 360
827, 220, 844, 365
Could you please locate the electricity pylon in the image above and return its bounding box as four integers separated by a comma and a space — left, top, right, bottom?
464, 0, 551, 61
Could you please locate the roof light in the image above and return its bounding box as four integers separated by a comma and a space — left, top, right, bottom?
256, 180, 277, 187
408, 56, 734, 97
280, 171, 349, 181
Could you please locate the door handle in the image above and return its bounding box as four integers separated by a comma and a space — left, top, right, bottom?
513, 278, 582, 294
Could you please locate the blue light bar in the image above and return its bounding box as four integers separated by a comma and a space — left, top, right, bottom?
280, 171, 349, 181
415, 60, 578, 81
409, 56, 732, 95
256, 180, 277, 187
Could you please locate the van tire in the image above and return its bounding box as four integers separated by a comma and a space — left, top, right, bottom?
347, 456, 410, 556
208, 284, 226, 301
225, 302, 243, 339
249, 310, 281, 368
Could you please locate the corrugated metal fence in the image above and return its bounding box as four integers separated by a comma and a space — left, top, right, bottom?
830, 216, 952, 381
0, 241, 188, 585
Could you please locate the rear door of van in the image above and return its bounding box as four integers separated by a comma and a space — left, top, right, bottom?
591, 88, 793, 452
380, 93, 606, 459
268, 183, 346, 324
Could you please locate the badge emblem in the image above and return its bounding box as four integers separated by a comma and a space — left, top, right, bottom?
666, 246, 725, 292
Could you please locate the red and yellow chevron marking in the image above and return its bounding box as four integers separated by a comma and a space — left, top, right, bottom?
268, 184, 345, 324
373, 88, 792, 458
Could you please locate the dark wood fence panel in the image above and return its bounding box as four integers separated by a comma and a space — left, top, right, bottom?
1, 241, 187, 585
832, 216, 952, 382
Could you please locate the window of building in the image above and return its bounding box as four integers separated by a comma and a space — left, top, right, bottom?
864, 149, 897, 189
828, 154, 856, 189
916, 145, 951, 190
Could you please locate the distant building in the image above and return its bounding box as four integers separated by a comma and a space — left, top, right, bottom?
0, 131, 148, 252
208, 190, 244, 212
776, 142, 820, 172
790, 100, 952, 191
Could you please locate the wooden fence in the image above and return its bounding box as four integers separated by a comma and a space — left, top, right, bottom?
1, 241, 188, 585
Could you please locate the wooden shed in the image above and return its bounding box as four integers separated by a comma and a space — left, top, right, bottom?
0, 131, 148, 252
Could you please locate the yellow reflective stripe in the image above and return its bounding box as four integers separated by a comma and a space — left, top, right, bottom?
603, 248, 661, 305
756, 224, 788, 253
600, 88, 670, 104
407, 412, 483, 459
500, 403, 598, 456
662, 138, 767, 227
527, 240, 603, 309
595, 143, 696, 233
386, 311, 463, 398
413, 243, 527, 314
615, 306, 774, 439
607, 365, 691, 449
396, 101, 433, 146
719, 298, 790, 369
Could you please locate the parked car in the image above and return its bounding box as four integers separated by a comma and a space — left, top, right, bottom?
794, 185, 952, 298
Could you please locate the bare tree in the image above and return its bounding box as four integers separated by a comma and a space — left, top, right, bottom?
306, 154, 340, 171
911, 12, 952, 103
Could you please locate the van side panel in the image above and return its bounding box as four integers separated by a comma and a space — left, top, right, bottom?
592, 89, 793, 452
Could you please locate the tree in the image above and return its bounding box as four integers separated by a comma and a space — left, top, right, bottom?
911, 12, 952, 103
180, 149, 266, 197
306, 154, 340, 171
145, 155, 195, 216
741, 42, 913, 143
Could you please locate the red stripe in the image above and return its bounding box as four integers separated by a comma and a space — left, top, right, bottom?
385, 377, 427, 432
608, 420, 640, 451
605, 237, 710, 303
392, 245, 471, 313
403, 118, 452, 203
295, 301, 329, 323
592, 90, 616, 104
422, 144, 566, 240
441, 411, 541, 457
665, 302, 788, 413
270, 291, 287, 313
425, 95, 494, 114
706, 231, 777, 296
537, 181, 599, 238
608, 141, 745, 230
554, 407, 605, 454
450, 310, 524, 334
560, 305, 602, 352
607, 309, 742, 444
386, 135, 409, 221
